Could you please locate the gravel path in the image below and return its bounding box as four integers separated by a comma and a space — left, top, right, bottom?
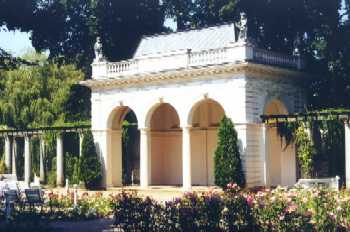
50, 218, 118, 232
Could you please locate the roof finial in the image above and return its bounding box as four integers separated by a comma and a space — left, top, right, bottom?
94, 37, 106, 62
293, 32, 301, 56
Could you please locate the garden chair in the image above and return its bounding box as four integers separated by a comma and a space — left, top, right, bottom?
3, 189, 21, 220
24, 188, 44, 212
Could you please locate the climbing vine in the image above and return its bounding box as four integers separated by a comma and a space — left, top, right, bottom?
294, 123, 315, 178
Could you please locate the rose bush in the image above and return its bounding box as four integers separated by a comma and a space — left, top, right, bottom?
111, 184, 350, 232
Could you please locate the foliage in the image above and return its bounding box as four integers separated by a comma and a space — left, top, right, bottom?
121, 111, 139, 185
0, 0, 165, 73
0, 156, 7, 174
46, 191, 112, 220
111, 185, 350, 231
47, 156, 57, 187
0, 62, 86, 129
295, 123, 315, 178
65, 154, 80, 185
80, 130, 102, 189
214, 116, 245, 188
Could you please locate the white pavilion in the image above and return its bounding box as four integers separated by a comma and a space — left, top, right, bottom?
81, 22, 307, 190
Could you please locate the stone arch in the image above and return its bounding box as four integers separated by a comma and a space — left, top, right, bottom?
264, 98, 296, 187
264, 99, 288, 115
187, 98, 226, 186
147, 103, 182, 185
188, 98, 226, 127
106, 106, 140, 186
107, 106, 138, 130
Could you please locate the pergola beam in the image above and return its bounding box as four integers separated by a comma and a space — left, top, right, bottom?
0, 125, 90, 136
261, 112, 350, 124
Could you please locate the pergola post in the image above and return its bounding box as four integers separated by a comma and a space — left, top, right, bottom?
39, 138, 45, 183
140, 128, 151, 188
12, 138, 17, 176
4, 136, 12, 173
182, 126, 192, 190
345, 122, 350, 189
24, 136, 31, 185
79, 132, 84, 157
56, 133, 64, 187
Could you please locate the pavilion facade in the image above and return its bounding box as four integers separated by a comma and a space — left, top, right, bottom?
82, 22, 307, 189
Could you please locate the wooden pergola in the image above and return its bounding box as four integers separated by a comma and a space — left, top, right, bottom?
0, 124, 91, 186
260, 111, 350, 188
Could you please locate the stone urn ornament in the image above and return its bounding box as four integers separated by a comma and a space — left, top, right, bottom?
236, 12, 248, 42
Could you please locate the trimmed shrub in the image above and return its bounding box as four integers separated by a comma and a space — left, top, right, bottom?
65, 154, 80, 185
47, 157, 57, 187
214, 116, 245, 188
0, 157, 7, 174
80, 131, 102, 189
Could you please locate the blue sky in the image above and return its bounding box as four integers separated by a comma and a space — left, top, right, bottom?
0, 26, 34, 56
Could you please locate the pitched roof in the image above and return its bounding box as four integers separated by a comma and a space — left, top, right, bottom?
133, 23, 236, 58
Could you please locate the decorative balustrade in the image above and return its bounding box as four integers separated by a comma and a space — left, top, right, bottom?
107, 60, 138, 75
189, 48, 228, 66
252, 48, 302, 70
93, 43, 304, 79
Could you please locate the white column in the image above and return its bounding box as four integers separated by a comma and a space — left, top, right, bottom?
182, 126, 192, 190
24, 136, 31, 185
79, 132, 84, 157
12, 138, 17, 176
261, 124, 268, 186
56, 133, 64, 186
140, 128, 151, 188
92, 130, 110, 188
39, 138, 45, 182
345, 123, 350, 189
110, 130, 123, 186
4, 136, 12, 173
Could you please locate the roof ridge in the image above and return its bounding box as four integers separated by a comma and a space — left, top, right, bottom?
141, 21, 236, 40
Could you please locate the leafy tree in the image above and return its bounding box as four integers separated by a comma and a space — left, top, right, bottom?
96, 0, 165, 61
80, 130, 102, 189
0, 60, 86, 129
0, 0, 165, 74
214, 116, 245, 188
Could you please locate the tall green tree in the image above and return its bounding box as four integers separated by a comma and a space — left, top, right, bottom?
0, 0, 165, 74
96, 0, 165, 61
80, 130, 102, 189
214, 116, 245, 188
0, 60, 87, 129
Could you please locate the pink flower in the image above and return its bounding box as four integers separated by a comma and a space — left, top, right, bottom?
285, 204, 298, 213
246, 195, 254, 207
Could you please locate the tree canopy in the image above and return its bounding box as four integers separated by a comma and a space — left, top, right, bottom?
0, 0, 349, 110
0, 57, 89, 129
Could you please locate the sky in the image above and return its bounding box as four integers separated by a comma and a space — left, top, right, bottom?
0, 26, 34, 56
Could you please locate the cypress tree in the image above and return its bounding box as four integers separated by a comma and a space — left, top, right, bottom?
214, 116, 245, 188
80, 131, 102, 189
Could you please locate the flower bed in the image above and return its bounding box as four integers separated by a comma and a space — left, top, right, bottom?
112, 184, 350, 231
0, 190, 114, 222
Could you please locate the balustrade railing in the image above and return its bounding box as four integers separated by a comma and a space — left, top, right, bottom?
189, 48, 228, 66
95, 44, 303, 79
252, 48, 301, 69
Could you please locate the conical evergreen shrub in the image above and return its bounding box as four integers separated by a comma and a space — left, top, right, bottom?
80, 131, 102, 189
214, 116, 245, 188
